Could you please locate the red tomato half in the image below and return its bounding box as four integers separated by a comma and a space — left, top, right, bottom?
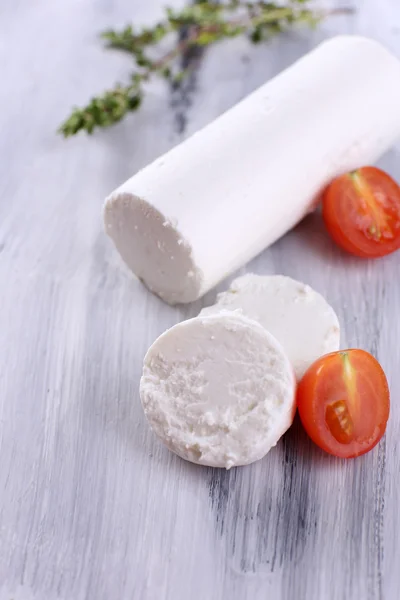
297, 350, 390, 458
322, 167, 400, 258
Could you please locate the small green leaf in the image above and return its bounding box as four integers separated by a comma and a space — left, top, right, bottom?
196, 31, 220, 45
173, 70, 189, 84
250, 27, 263, 43
161, 66, 172, 79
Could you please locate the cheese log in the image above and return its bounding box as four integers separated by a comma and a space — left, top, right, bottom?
140, 312, 296, 469
200, 274, 340, 380
104, 36, 400, 305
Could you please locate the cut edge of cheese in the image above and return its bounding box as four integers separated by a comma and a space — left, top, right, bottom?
103, 193, 204, 303
140, 312, 296, 468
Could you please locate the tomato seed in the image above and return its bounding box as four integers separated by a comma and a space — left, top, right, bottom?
325, 399, 354, 444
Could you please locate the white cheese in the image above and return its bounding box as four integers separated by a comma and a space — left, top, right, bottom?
200, 274, 340, 380
104, 36, 400, 305
140, 312, 296, 468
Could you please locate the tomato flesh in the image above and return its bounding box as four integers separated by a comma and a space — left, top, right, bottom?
322, 167, 400, 258
297, 350, 390, 458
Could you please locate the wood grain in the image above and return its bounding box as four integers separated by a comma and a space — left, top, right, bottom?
1, 1, 400, 599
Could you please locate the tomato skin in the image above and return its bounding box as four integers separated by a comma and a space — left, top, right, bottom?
322, 167, 400, 258
297, 350, 390, 458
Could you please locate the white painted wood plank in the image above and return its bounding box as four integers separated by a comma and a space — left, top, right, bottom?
1, 1, 400, 599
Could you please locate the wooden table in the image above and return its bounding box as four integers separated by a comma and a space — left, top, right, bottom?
1, 1, 400, 598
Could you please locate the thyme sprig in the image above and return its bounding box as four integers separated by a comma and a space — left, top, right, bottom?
59, 1, 352, 136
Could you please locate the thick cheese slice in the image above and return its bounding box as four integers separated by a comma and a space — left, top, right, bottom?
200, 274, 340, 380
104, 36, 400, 305
140, 312, 296, 468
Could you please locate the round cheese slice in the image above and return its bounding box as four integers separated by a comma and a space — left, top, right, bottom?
200, 274, 340, 380
140, 312, 296, 469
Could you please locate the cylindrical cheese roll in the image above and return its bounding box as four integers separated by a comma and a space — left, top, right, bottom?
104, 36, 400, 304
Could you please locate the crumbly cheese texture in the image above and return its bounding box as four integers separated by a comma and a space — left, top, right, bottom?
140, 313, 296, 469
200, 274, 340, 380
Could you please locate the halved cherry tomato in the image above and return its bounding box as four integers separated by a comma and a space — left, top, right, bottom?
297, 350, 390, 458
322, 167, 400, 258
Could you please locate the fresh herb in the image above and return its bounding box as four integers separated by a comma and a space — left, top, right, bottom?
59, 0, 352, 137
